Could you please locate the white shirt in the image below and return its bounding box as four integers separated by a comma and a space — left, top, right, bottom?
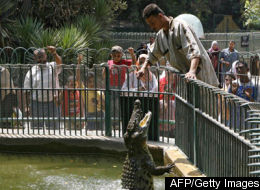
121, 72, 158, 93
24, 62, 61, 102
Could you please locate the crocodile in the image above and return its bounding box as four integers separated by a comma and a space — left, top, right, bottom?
121, 99, 174, 190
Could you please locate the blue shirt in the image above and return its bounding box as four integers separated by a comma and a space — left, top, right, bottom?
228, 79, 256, 101
220, 48, 239, 72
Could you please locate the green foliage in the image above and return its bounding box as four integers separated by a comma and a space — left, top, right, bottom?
0, 0, 17, 46
116, 0, 246, 32
117, 0, 212, 31
31, 29, 57, 48
243, 0, 260, 29
76, 16, 103, 43
0, 0, 128, 65
13, 17, 44, 48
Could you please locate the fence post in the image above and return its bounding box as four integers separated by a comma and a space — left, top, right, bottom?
104, 65, 111, 136
193, 82, 198, 166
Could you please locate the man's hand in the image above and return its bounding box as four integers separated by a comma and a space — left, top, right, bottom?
224, 61, 230, 67
185, 71, 197, 80
47, 45, 62, 65
136, 60, 150, 79
47, 46, 56, 55
231, 82, 238, 94
244, 88, 253, 98
77, 54, 83, 64
186, 57, 199, 81
136, 67, 145, 79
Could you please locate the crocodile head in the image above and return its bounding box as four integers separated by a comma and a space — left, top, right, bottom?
126, 99, 152, 139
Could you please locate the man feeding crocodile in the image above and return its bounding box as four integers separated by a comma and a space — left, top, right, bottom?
136, 3, 219, 87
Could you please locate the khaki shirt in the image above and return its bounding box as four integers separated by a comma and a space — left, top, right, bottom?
0, 66, 14, 101
148, 17, 219, 87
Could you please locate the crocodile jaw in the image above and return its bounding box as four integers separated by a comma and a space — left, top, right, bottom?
139, 111, 152, 136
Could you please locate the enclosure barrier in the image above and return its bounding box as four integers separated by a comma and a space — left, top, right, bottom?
175, 74, 259, 177
0, 62, 176, 142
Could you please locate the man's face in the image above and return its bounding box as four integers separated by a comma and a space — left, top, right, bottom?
34, 49, 47, 63
145, 14, 163, 32
229, 42, 235, 51
225, 76, 232, 86
150, 37, 155, 44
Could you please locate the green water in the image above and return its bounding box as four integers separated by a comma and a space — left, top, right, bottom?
0, 153, 166, 190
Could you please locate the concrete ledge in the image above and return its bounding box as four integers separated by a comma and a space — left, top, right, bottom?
164, 148, 205, 177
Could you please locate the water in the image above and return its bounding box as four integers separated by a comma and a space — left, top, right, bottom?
0, 153, 167, 190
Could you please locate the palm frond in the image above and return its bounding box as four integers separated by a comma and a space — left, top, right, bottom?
0, 0, 17, 46
13, 17, 44, 48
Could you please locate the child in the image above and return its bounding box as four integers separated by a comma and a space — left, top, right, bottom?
84, 72, 105, 130
77, 55, 105, 130
103, 45, 136, 89
102, 46, 135, 127
60, 63, 85, 130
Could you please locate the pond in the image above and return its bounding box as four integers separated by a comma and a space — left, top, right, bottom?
0, 153, 168, 190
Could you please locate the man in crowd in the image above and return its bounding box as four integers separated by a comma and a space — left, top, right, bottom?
220, 40, 239, 76
136, 3, 219, 87
229, 61, 257, 102
24, 46, 62, 129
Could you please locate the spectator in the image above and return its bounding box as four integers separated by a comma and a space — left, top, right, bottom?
0, 66, 14, 103
78, 56, 105, 130
222, 72, 236, 92
23, 46, 62, 129
59, 73, 85, 130
103, 45, 136, 89
229, 61, 256, 102
147, 36, 155, 52
136, 42, 148, 60
121, 54, 158, 92
103, 45, 135, 126
159, 69, 176, 138
137, 3, 219, 87
220, 40, 239, 80
208, 41, 221, 85
250, 55, 260, 76
83, 72, 105, 130
218, 73, 236, 125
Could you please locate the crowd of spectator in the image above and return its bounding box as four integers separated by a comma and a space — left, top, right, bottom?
207, 40, 260, 102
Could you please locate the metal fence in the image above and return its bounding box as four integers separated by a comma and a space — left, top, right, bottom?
0, 62, 176, 142
175, 75, 259, 176
0, 47, 111, 67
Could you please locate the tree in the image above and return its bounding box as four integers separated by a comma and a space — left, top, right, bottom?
115, 0, 247, 32
115, 0, 212, 32
243, 0, 260, 29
